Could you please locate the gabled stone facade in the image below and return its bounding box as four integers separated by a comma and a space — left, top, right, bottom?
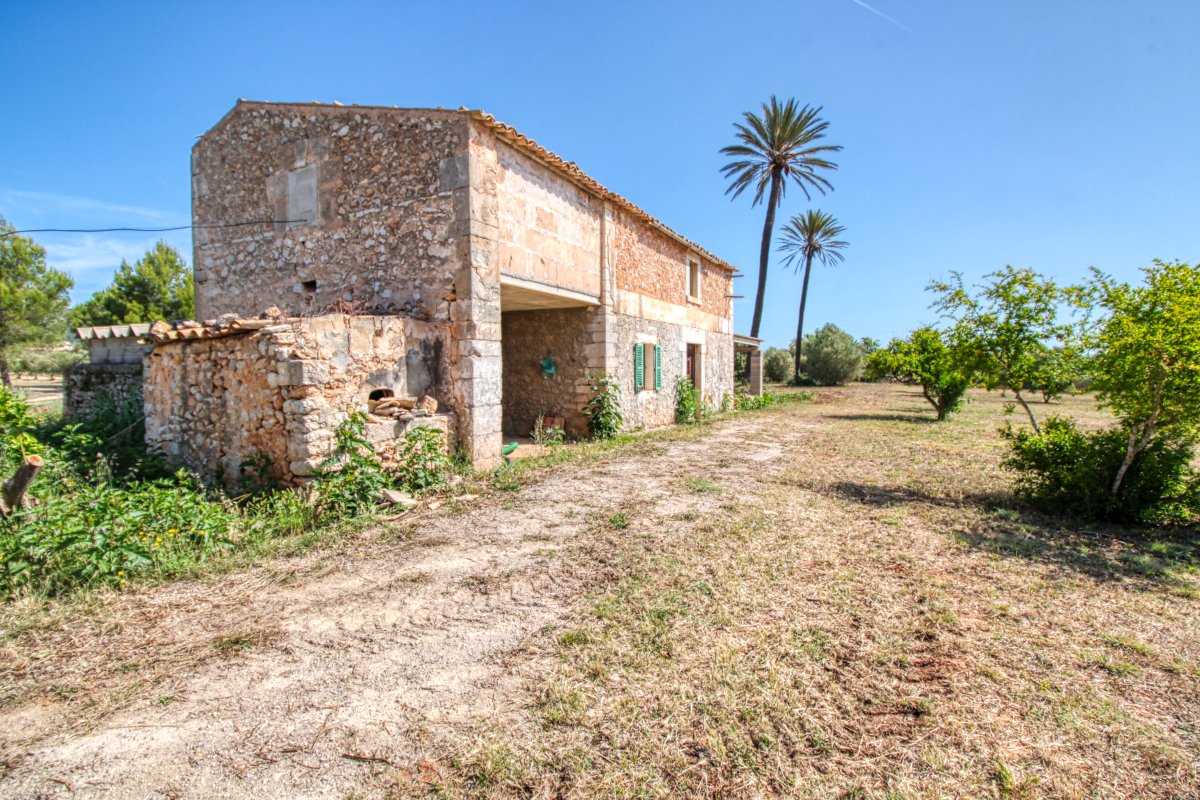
174, 100, 737, 477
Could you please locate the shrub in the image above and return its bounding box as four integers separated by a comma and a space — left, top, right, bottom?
674, 376, 701, 424
735, 391, 776, 411
804, 324, 864, 386
393, 426, 450, 492
583, 372, 622, 440
763, 348, 792, 384
313, 412, 390, 521
0, 471, 238, 595
1003, 416, 1200, 525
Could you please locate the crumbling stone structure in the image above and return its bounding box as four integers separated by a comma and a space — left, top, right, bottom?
186, 100, 737, 472
142, 314, 452, 487
64, 101, 742, 486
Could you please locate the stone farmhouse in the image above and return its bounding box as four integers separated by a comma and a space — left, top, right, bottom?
69, 101, 759, 485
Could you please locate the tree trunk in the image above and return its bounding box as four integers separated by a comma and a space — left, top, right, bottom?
0, 356, 10, 388
0, 455, 43, 517
1112, 424, 1152, 497
1013, 390, 1040, 434
749, 171, 782, 340
792, 251, 814, 384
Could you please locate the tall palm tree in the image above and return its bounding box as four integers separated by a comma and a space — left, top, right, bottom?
720, 97, 841, 340
778, 210, 848, 383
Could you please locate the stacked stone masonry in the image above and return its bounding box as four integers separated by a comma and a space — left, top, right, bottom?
117, 100, 744, 479
143, 314, 453, 489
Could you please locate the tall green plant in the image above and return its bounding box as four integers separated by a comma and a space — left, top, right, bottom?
777, 210, 848, 383
720, 98, 841, 340
313, 412, 390, 520
583, 372, 622, 440
674, 375, 701, 424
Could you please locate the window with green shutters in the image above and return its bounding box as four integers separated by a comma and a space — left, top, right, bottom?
634, 342, 661, 392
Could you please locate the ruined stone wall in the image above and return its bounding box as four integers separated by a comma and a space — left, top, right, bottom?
192, 102, 470, 321
494, 141, 602, 299
63, 364, 143, 419
500, 308, 592, 438
144, 333, 282, 488
611, 207, 732, 321
144, 314, 454, 489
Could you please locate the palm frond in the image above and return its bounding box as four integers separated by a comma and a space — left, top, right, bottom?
777, 210, 849, 269
719, 97, 842, 208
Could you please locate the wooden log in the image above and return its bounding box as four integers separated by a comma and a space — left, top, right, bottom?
1, 455, 43, 516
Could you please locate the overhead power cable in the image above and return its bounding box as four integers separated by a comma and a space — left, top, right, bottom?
0, 219, 309, 238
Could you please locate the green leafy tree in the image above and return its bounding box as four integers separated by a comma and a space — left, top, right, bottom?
929, 266, 1076, 433
804, 323, 863, 386
778, 210, 848, 383
866, 327, 972, 420
1026, 344, 1084, 403
71, 241, 194, 327
720, 98, 841, 340
1089, 260, 1200, 497
0, 217, 74, 386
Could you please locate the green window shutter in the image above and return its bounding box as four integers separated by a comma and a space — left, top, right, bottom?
654, 344, 663, 391
634, 343, 644, 389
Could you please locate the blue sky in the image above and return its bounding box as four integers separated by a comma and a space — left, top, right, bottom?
2, 0, 1197, 348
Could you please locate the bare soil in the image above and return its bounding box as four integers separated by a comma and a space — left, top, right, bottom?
1, 384, 1197, 799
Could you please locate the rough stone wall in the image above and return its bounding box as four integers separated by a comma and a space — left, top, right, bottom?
606, 313, 734, 431
63, 364, 143, 419
500, 308, 592, 438
611, 207, 732, 320
192, 102, 470, 321
144, 333, 282, 488
494, 141, 602, 298
144, 314, 454, 489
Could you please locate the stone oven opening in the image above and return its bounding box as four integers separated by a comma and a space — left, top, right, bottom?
368, 388, 395, 402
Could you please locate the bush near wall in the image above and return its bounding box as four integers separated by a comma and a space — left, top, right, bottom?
0, 388, 451, 599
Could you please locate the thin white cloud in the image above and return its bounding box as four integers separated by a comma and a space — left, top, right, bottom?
0, 189, 168, 221
847, 0, 913, 33
40, 232, 191, 302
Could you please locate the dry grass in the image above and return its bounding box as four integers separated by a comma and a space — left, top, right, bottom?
419, 384, 1199, 799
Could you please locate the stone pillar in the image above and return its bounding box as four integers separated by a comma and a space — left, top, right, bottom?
449, 122, 504, 468
748, 348, 763, 396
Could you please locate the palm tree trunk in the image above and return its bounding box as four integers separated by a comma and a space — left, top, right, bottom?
792, 252, 814, 384
749, 171, 782, 340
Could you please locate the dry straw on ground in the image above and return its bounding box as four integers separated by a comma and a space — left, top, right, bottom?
1, 384, 1196, 799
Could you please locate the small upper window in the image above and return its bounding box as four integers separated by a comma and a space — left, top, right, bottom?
686, 258, 701, 301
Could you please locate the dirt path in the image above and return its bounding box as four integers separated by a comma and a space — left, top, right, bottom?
0, 406, 813, 798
